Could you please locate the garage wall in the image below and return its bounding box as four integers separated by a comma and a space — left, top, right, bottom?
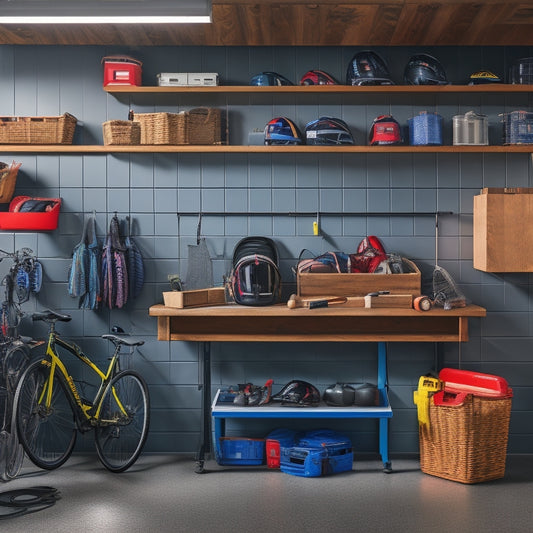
1, 44, 532, 456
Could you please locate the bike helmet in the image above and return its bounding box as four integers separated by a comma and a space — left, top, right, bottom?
250, 72, 293, 86
346, 51, 394, 86
305, 117, 355, 145
468, 70, 502, 85
229, 236, 281, 306
352, 383, 379, 406
323, 383, 356, 406
404, 54, 448, 85
368, 115, 402, 145
264, 117, 304, 145
300, 70, 337, 85
271, 380, 321, 406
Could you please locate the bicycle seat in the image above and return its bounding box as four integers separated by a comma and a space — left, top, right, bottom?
32, 309, 72, 323
101, 334, 145, 347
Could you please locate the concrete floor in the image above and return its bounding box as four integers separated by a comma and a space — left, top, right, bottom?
0, 453, 531, 533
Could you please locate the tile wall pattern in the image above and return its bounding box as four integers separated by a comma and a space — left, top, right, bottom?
0, 44, 532, 454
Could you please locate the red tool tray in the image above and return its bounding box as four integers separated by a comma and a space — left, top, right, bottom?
0, 196, 61, 230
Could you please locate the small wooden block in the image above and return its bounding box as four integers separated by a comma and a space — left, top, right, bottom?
163, 287, 226, 308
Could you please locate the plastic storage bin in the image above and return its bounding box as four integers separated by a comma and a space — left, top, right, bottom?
0, 196, 61, 231
279, 429, 353, 477
418, 368, 513, 484
509, 57, 533, 84
408, 111, 442, 145
217, 437, 265, 466
502, 110, 533, 144
102, 56, 142, 87
453, 111, 488, 145
266, 429, 300, 469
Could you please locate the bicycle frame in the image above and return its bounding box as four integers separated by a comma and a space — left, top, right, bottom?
37, 327, 127, 432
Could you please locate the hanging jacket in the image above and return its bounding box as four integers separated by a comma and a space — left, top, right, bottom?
68, 215, 100, 310
125, 216, 144, 300
101, 215, 128, 309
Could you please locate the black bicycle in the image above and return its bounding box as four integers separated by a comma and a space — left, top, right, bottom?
0, 248, 42, 481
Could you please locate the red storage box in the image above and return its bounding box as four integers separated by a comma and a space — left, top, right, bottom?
0, 196, 61, 230
102, 56, 142, 87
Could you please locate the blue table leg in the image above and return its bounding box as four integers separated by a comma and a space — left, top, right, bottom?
378, 341, 392, 473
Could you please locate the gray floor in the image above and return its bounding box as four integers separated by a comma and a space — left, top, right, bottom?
1, 453, 532, 533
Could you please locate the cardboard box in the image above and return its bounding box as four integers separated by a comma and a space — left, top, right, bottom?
297, 258, 421, 298
473, 188, 533, 272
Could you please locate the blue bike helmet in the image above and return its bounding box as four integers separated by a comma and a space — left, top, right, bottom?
264, 117, 304, 145
346, 51, 394, 86
250, 72, 293, 86
305, 116, 355, 145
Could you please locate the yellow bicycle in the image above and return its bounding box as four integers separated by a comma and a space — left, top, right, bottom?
14, 309, 150, 473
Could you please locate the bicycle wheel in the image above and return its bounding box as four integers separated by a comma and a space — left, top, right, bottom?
2, 432, 24, 480
15, 360, 77, 470
95, 370, 150, 473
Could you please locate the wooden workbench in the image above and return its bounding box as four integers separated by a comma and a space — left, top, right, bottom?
149, 303, 486, 343
148, 302, 486, 473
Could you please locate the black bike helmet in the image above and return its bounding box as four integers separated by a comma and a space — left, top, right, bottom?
305, 117, 355, 145
323, 383, 356, 406
346, 51, 394, 86
404, 54, 448, 85
250, 72, 293, 86
229, 236, 281, 306
264, 117, 304, 145
352, 383, 379, 406
271, 380, 321, 406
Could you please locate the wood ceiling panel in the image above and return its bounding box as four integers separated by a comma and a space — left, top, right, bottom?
0, 2, 531, 46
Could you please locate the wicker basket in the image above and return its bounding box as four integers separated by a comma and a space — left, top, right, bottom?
187, 107, 224, 145
0, 161, 21, 203
0, 113, 77, 144
132, 112, 187, 145
419, 393, 512, 483
102, 120, 141, 145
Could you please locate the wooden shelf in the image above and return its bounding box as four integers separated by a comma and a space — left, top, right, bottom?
2, 145, 533, 154
104, 84, 533, 94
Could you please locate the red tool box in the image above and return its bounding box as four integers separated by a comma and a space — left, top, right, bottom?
102, 56, 142, 87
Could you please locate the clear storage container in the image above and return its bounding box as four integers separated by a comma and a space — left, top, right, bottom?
453, 111, 488, 145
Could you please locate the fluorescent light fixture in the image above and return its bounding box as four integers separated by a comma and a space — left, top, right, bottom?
0, 0, 212, 23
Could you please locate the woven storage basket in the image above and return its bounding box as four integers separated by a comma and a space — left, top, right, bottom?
419, 393, 512, 483
187, 107, 223, 145
0, 161, 21, 203
0, 113, 77, 144
102, 120, 141, 145
132, 112, 187, 145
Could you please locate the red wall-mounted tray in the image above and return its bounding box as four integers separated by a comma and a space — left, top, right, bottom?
0, 196, 61, 230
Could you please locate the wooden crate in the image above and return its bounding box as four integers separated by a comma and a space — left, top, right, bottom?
297, 258, 421, 298
473, 188, 533, 272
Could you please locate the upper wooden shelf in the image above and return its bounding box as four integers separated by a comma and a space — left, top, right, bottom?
2, 145, 533, 154
104, 84, 533, 94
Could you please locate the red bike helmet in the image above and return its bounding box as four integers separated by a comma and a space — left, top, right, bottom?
369, 115, 402, 145
300, 70, 338, 85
